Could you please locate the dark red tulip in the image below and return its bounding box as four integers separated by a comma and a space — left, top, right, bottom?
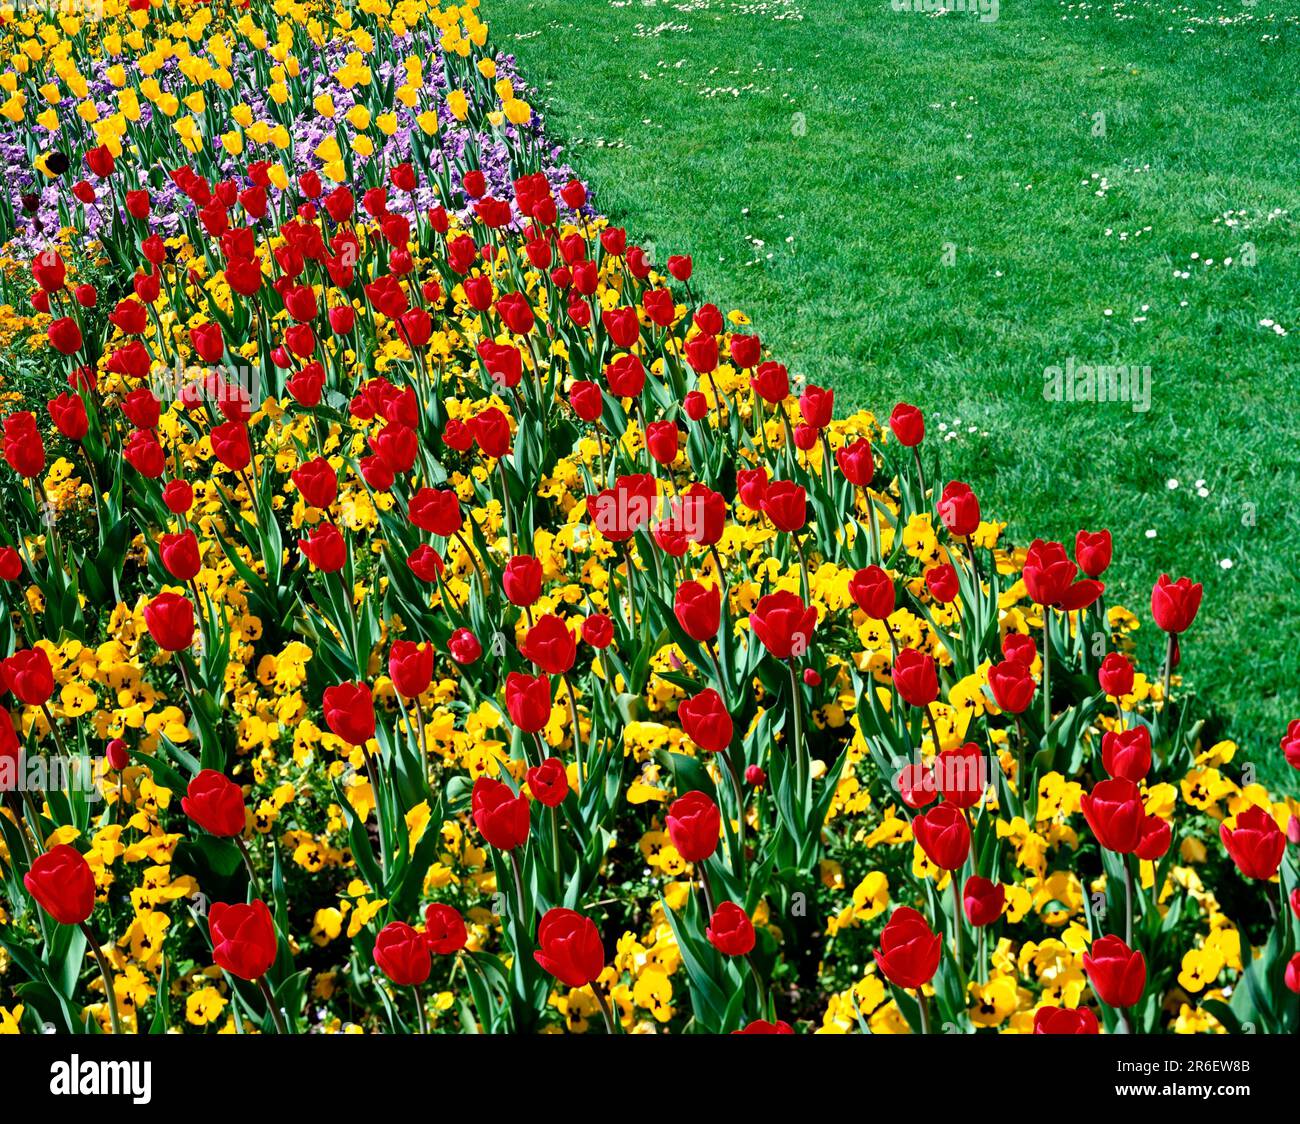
962, 876, 1005, 926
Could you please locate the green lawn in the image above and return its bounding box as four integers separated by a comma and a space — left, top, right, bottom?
488, 0, 1300, 783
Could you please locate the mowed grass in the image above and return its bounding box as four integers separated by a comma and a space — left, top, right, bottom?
488, 0, 1300, 782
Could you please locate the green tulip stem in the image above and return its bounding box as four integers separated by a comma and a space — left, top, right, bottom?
510, 849, 529, 929
561, 673, 584, 792
950, 876, 963, 970
1041, 610, 1052, 735
593, 982, 618, 1035
787, 662, 808, 802
80, 922, 124, 1036
256, 975, 288, 1034
235, 834, 266, 901
1124, 855, 1134, 949
924, 703, 944, 758
1161, 632, 1175, 716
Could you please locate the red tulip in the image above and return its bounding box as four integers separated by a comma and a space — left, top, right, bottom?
750, 361, 789, 404
937, 481, 980, 538
1097, 652, 1135, 698
1135, 814, 1171, 861
159, 530, 202, 582
1100, 726, 1151, 783
2, 647, 55, 705
424, 903, 468, 954
874, 906, 941, 990
533, 908, 604, 988
23, 844, 96, 925
1277, 719, 1300, 771
733, 1018, 794, 1034
1150, 574, 1202, 634
666, 790, 720, 863
849, 565, 895, 620
471, 775, 530, 851
924, 563, 959, 604
1219, 804, 1285, 880
408, 487, 462, 537
678, 689, 733, 753
1082, 935, 1145, 1009
1033, 1006, 1099, 1034
706, 902, 756, 956
1022, 539, 1103, 611
291, 457, 338, 509
644, 420, 679, 466
1075, 529, 1112, 577
888, 403, 925, 447
526, 757, 569, 807
569, 380, 603, 422
987, 659, 1035, 714
581, 613, 613, 649
897, 762, 938, 808
504, 671, 552, 733
962, 876, 1005, 926
471, 406, 512, 459
3, 413, 45, 477
912, 801, 971, 870
798, 384, 833, 429
47, 316, 83, 355
674, 581, 720, 642
389, 640, 434, 699
298, 523, 346, 572
448, 628, 482, 665
1081, 777, 1144, 854
47, 392, 88, 441
748, 591, 816, 660
892, 647, 938, 708
521, 614, 577, 676
373, 921, 431, 986
502, 555, 543, 606
935, 742, 985, 809
209, 900, 278, 981
835, 438, 874, 486
322, 682, 376, 745
181, 770, 246, 837
1285, 953, 1300, 995
761, 480, 806, 534
145, 592, 194, 651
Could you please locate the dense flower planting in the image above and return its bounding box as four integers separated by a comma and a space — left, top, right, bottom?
0, 0, 1296, 1036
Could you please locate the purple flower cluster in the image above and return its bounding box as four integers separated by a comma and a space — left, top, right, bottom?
0, 26, 590, 268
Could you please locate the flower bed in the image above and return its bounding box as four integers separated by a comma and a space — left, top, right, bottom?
0, 0, 1296, 1036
